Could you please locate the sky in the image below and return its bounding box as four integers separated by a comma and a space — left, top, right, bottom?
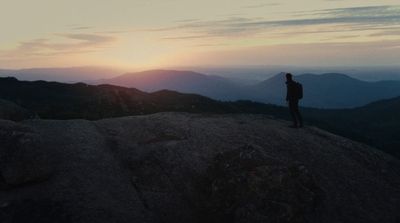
0, 0, 399, 69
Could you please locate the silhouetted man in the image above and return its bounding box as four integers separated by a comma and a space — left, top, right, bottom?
286, 73, 303, 128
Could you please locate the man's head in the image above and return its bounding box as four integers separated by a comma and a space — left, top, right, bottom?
286, 73, 293, 81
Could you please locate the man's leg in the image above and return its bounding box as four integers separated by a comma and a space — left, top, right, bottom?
293, 100, 303, 127
289, 101, 298, 127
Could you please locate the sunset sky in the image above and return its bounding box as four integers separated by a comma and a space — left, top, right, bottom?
1, 0, 400, 69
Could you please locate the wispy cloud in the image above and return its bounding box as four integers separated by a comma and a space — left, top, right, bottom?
369, 30, 400, 37
60, 33, 115, 43
0, 33, 116, 58
174, 18, 202, 23
71, 26, 93, 30
162, 35, 213, 40
155, 5, 400, 39
297, 5, 400, 17
184, 39, 400, 67
243, 3, 281, 9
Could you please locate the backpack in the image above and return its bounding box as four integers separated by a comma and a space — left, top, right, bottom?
294, 82, 303, 99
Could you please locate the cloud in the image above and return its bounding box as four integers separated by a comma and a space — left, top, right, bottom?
71, 26, 93, 30
153, 5, 400, 39
369, 30, 400, 37
243, 3, 281, 9
162, 35, 213, 40
302, 5, 400, 18
179, 39, 400, 67
0, 33, 116, 58
60, 33, 115, 43
174, 19, 202, 23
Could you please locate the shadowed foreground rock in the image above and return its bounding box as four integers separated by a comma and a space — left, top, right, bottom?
0, 112, 399, 223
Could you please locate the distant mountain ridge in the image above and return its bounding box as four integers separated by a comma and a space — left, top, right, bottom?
0, 66, 123, 82
253, 72, 400, 108
100, 70, 400, 108
2, 68, 400, 108
100, 69, 247, 101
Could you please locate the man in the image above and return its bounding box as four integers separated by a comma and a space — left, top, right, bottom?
285, 73, 303, 128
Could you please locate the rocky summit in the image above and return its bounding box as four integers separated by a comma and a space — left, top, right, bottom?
0, 112, 399, 223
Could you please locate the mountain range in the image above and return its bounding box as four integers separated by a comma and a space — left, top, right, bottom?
0, 67, 123, 83
100, 70, 400, 108
0, 77, 233, 120
99, 70, 247, 101
0, 77, 399, 158
2, 67, 400, 108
